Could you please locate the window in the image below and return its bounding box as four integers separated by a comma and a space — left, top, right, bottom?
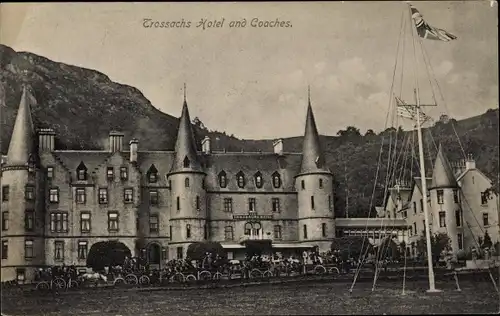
25, 185, 35, 201
272, 198, 281, 213
107, 167, 114, 181
481, 192, 488, 205
319, 179, 323, 189
224, 198, 233, 212
24, 240, 34, 259
403, 210, 407, 218
204, 224, 208, 240
437, 190, 444, 204
254, 172, 263, 188
251, 222, 261, 237
185, 177, 190, 188
25, 210, 34, 231
237, 172, 245, 188
419, 199, 423, 213
120, 167, 128, 180
413, 223, 417, 235
301, 180, 305, 190
328, 195, 333, 212
49, 188, 59, 203
147, 164, 158, 183
2, 186, 9, 201
224, 226, 234, 241
274, 225, 282, 239
244, 222, 252, 235
218, 171, 227, 188
272, 172, 281, 188
409, 226, 413, 236
186, 224, 191, 239
322, 223, 327, 237
124, 188, 133, 203
176, 196, 180, 211
169, 226, 173, 239
453, 189, 459, 203
99, 188, 108, 204
54, 241, 64, 261
47, 167, 54, 179
439, 212, 446, 228
183, 156, 190, 168
483, 213, 489, 226
311, 196, 315, 210
2, 212, 8, 231
78, 241, 88, 260
149, 214, 159, 233
150, 189, 159, 205
76, 161, 87, 181
413, 201, 417, 214
196, 196, 200, 211
108, 212, 119, 232
455, 209, 462, 227
177, 247, 183, 259
249, 198, 256, 212
80, 213, 91, 233
457, 233, 463, 250
422, 220, 425, 231
76, 188, 86, 204
2, 240, 7, 259
50, 212, 68, 233
303, 225, 308, 239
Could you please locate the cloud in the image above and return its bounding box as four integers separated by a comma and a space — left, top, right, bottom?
435, 60, 454, 77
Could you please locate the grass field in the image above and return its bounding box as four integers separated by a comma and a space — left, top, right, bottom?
1, 278, 499, 315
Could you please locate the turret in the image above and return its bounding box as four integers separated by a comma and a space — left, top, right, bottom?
295, 87, 334, 252
167, 85, 207, 259
1, 85, 44, 282
428, 144, 461, 257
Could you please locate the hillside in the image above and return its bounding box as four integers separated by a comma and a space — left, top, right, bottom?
1, 44, 498, 217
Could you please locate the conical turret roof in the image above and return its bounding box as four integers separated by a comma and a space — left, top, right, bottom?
6, 86, 35, 166
299, 89, 330, 175
170, 96, 202, 173
430, 144, 458, 189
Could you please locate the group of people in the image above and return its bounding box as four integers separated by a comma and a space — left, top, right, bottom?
34, 264, 79, 282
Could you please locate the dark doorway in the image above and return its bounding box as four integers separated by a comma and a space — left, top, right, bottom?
148, 243, 161, 267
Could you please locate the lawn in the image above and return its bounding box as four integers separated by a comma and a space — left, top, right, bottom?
1, 278, 499, 315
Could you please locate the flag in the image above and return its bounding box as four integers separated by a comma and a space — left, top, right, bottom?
395, 96, 432, 123
410, 5, 457, 41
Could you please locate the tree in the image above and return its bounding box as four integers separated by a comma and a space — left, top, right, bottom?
416, 232, 451, 265
331, 236, 373, 260
86, 241, 132, 271
365, 129, 376, 137
481, 231, 493, 249
186, 241, 226, 261
192, 117, 206, 130
337, 126, 361, 138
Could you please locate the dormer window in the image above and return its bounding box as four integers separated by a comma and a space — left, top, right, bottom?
254, 172, 263, 189
147, 164, 158, 183
107, 167, 114, 181
236, 171, 246, 188
183, 156, 190, 168
76, 162, 87, 181
272, 172, 281, 188
218, 171, 227, 188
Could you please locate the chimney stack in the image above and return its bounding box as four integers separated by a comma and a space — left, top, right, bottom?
201, 136, 211, 154
38, 128, 56, 152
273, 139, 283, 156
109, 131, 124, 153
465, 153, 476, 170
129, 138, 138, 163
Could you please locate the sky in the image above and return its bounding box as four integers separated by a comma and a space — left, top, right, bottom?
1, 1, 498, 139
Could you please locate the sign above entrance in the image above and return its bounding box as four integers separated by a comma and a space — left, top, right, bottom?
233, 214, 273, 220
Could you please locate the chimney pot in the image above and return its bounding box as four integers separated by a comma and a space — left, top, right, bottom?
273, 138, 284, 155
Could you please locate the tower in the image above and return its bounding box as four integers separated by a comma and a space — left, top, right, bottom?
1, 86, 44, 282
167, 86, 207, 259
295, 88, 335, 252
428, 144, 461, 257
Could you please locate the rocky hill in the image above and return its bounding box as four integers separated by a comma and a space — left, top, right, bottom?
1, 44, 498, 217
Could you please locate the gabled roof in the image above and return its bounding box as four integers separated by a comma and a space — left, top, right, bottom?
6, 86, 35, 166
430, 144, 458, 189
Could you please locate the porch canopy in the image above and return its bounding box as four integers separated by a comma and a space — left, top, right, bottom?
335, 218, 409, 230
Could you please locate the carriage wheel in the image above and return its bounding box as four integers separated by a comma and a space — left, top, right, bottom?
36, 281, 50, 291
68, 280, 79, 289
113, 278, 126, 287
53, 278, 66, 289
125, 274, 138, 285
198, 271, 212, 281
212, 272, 222, 280
170, 273, 185, 283
250, 269, 263, 279
139, 275, 150, 286
186, 274, 197, 282
314, 265, 327, 275
329, 267, 340, 275
263, 270, 273, 278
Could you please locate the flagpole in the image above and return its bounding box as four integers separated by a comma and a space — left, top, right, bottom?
407, 3, 440, 293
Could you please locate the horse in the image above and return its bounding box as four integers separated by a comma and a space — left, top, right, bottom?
78, 272, 108, 287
